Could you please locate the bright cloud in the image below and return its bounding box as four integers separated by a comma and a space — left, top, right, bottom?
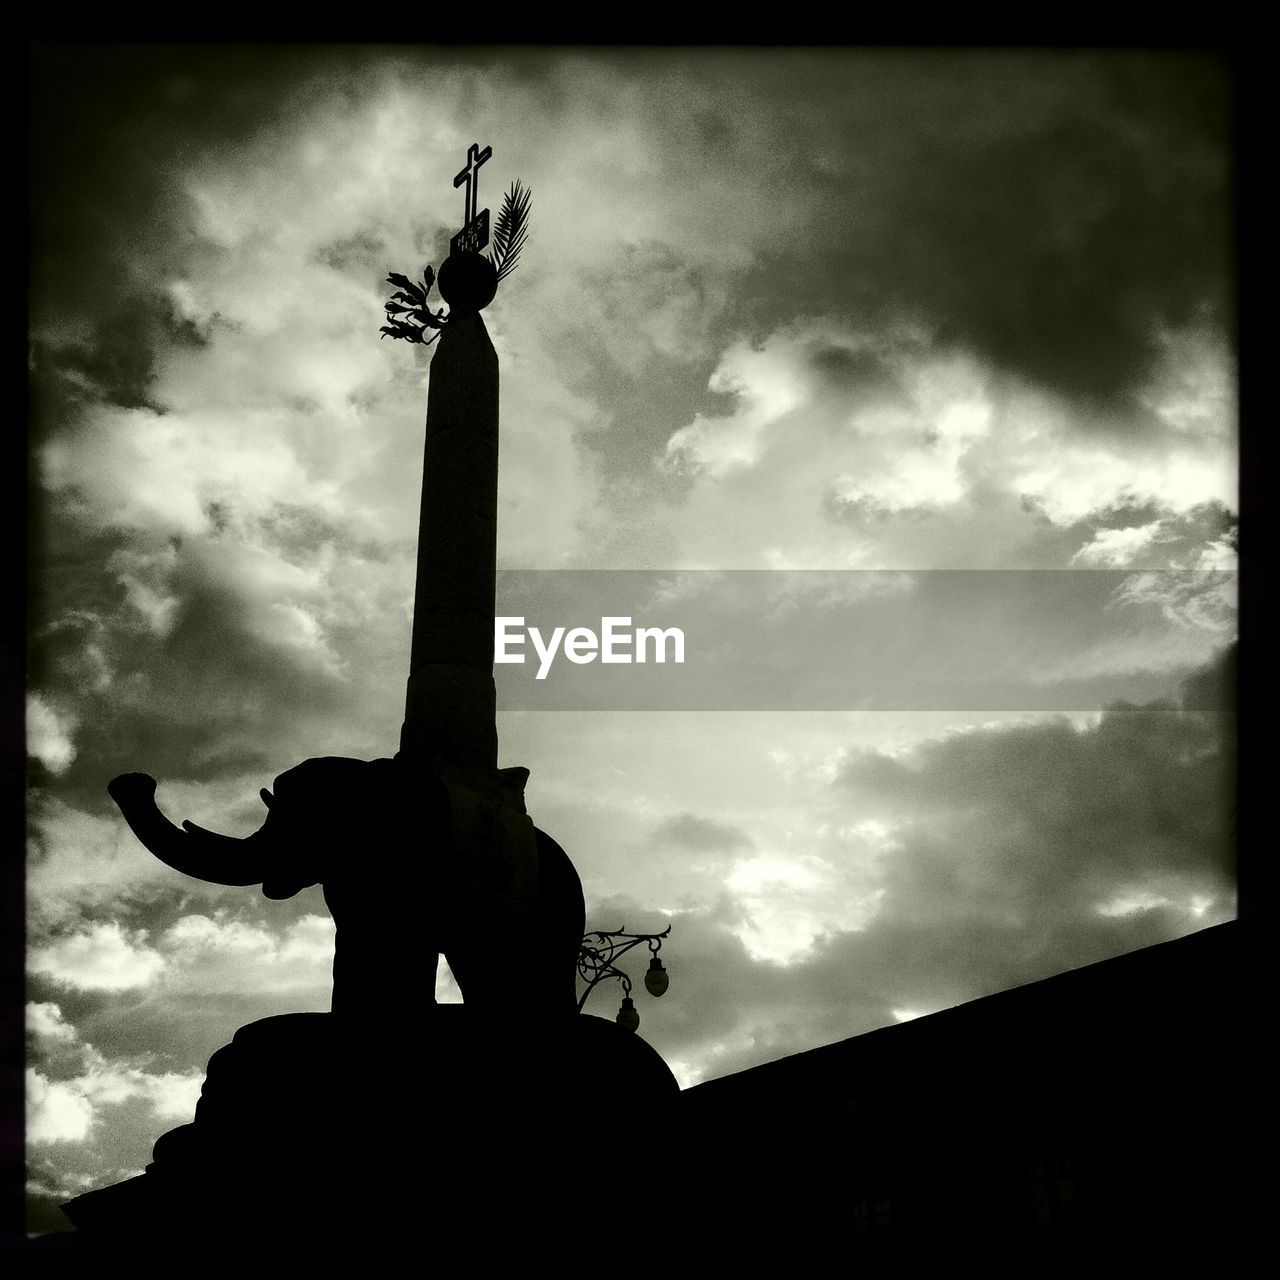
27, 694, 78, 775
158, 913, 336, 997
1072, 522, 1167, 567
659, 318, 1235, 571
27, 1002, 79, 1046
27, 1071, 96, 1145
30, 923, 166, 992
724, 848, 882, 964
26, 1001, 205, 1149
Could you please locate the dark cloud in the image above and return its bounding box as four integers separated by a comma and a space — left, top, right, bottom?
30, 44, 350, 320
731, 50, 1231, 410
839, 650, 1235, 898
29, 547, 350, 814
883, 111, 1227, 405
651, 812, 753, 853
1181, 640, 1236, 716
806, 343, 907, 404
32, 309, 156, 419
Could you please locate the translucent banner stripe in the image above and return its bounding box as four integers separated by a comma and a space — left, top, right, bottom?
490, 570, 1236, 711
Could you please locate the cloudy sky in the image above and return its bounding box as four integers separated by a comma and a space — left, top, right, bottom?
26, 45, 1236, 1221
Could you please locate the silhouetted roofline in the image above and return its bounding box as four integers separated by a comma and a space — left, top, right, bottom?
682, 919, 1243, 1109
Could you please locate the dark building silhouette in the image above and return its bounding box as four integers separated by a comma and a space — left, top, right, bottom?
678, 920, 1251, 1259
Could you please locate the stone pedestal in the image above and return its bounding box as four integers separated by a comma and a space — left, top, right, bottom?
60, 1008, 680, 1260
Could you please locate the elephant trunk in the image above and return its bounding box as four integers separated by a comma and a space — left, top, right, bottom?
108, 773, 270, 887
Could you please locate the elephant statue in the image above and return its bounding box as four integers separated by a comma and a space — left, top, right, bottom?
108, 755, 587, 1023
63, 757, 677, 1254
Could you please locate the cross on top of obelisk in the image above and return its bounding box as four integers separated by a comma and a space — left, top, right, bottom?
453, 142, 492, 225
451, 142, 492, 255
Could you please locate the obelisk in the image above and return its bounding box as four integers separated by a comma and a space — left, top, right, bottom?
400, 299, 499, 770
400, 142, 501, 772
397, 144, 540, 1005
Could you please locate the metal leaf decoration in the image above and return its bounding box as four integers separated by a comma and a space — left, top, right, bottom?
379, 266, 447, 345
487, 180, 532, 284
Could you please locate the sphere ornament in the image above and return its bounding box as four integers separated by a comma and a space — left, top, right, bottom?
438, 251, 498, 313
380, 160, 529, 343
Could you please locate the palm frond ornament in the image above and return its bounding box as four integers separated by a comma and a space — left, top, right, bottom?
381, 173, 531, 345
486, 180, 531, 284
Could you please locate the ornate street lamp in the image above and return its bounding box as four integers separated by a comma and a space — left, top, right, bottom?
577, 926, 671, 1032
